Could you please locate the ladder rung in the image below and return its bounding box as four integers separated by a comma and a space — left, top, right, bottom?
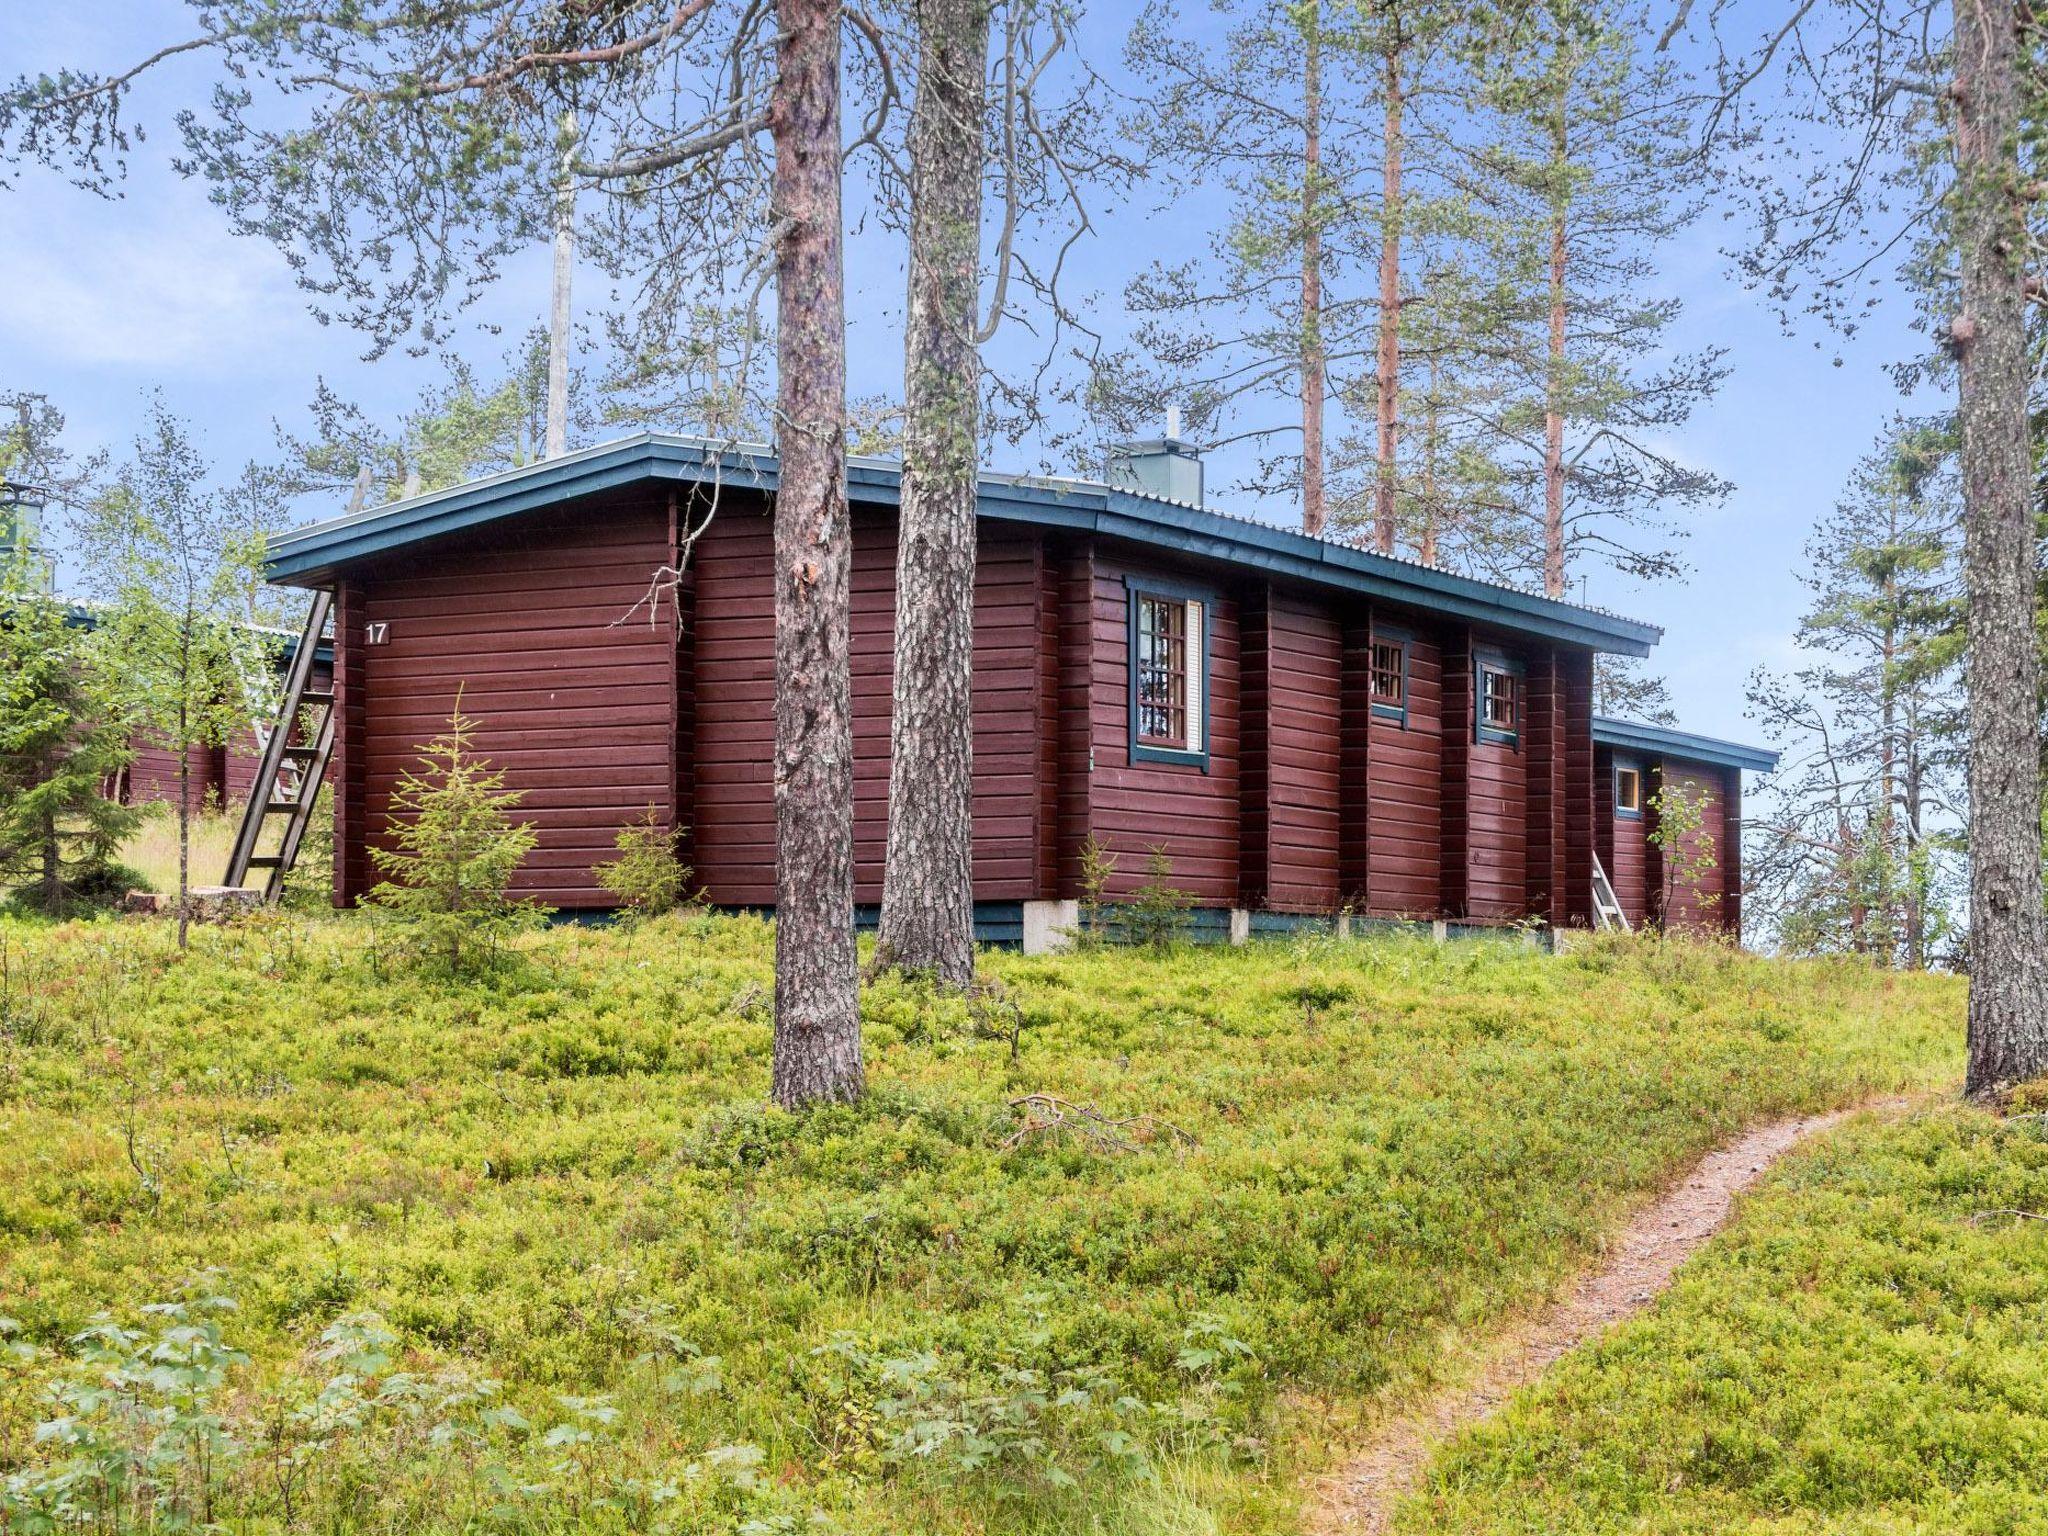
299, 690, 334, 705
245, 855, 286, 868
281, 746, 320, 759
264, 800, 302, 815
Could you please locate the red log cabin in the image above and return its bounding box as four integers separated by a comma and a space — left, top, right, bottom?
260, 433, 1776, 946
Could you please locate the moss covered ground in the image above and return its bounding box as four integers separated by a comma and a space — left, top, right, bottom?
1396, 1102, 2048, 1535
0, 915, 1962, 1533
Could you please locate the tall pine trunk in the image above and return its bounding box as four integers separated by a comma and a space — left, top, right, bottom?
875, 0, 989, 987
770, 0, 862, 1107
1373, 37, 1404, 555
546, 111, 577, 461
1419, 352, 1440, 566
1300, 6, 1327, 536
1543, 107, 1569, 600
1952, 0, 2048, 1098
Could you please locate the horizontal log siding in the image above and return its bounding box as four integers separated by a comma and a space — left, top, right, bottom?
1561, 651, 1596, 929
691, 506, 1043, 907
1720, 764, 1744, 939
1595, 746, 1651, 926
1089, 553, 1240, 902
1261, 590, 1343, 911
1662, 757, 1730, 933
356, 496, 680, 908
1466, 729, 1530, 919
333, 581, 370, 904
1366, 624, 1443, 917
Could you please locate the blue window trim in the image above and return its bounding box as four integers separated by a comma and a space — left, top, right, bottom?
1613, 755, 1645, 820
1126, 575, 1214, 771
1370, 621, 1412, 728
1474, 648, 1524, 749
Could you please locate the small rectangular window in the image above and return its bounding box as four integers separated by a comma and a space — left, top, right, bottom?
1615, 765, 1642, 816
1474, 655, 1521, 746
1131, 587, 1206, 761
1482, 668, 1517, 729
1370, 639, 1406, 716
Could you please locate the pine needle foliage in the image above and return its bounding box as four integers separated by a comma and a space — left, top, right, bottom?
595, 804, 690, 920
0, 565, 142, 916
366, 707, 545, 973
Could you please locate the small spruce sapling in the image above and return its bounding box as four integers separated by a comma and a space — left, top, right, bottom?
1125, 846, 1194, 950
1077, 835, 1117, 944
366, 706, 546, 972
595, 805, 690, 922
0, 557, 143, 915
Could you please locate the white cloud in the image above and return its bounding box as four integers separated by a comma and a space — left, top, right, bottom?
0, 181, 319, 376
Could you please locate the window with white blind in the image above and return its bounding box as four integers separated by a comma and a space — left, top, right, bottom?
1129, 584, 1209, 765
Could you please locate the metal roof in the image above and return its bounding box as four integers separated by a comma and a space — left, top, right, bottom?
1592, 716, 1779, 773
266, 432, 1664, 657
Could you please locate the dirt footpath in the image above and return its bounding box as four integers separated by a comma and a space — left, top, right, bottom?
1306, 1105, 1882, 1533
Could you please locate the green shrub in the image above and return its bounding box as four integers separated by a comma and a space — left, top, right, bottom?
0, 914, 1964, 1535
1122, 846, 1193, 950
364, 707, 547, 973
595, 804, 689, 920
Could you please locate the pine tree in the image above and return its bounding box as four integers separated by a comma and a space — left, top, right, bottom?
0, 559, 141, 916
367, 707, 546, 973
1746, 421, 1962, 966
1473, 0, 1726, 597
1114, 0, 1382, 528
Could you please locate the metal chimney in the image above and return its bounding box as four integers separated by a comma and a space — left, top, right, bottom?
1106, 413, 1204, 505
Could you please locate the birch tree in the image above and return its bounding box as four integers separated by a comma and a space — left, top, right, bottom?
79, 401, 267, 948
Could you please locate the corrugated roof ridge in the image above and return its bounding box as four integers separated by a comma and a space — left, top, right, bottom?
272, 430, 1657, 635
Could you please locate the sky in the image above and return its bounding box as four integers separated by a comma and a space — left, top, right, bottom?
3, 4, 1943, 749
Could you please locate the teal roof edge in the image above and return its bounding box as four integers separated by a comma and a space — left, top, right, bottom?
265, 433, 1664, 657
1592, 715, 1779, 773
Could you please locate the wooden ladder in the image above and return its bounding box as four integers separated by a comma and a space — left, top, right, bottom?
223, 589, 336, 902
1591, 850, 1631, 933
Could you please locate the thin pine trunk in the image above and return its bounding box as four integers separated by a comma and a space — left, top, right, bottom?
1300, 8, 1327, 536
546, 111, 577, 461
1420, 352, 1440, 565
875, 0, 989, 987
1543, 104, 1569, 600
1953, 0, 2048, 1098
1373, 38, 1404, 555
770, 0, 862, 1108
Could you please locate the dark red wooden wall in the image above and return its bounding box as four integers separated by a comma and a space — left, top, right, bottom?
318, 481, 1716, 936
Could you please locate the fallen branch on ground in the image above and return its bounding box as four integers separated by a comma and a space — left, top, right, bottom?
1002, 1093, 1196, 1154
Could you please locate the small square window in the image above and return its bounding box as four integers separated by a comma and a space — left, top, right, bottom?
1131, 587, 1206, 762
1616, 766, 1642, 815
1370, 639, 1406, 716
1480, 666, 1518, 740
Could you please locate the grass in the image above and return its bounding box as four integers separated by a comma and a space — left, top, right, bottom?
116, 809, 242, 895
0, 914, 1963, 1533
1397, 1103, 2048, 1535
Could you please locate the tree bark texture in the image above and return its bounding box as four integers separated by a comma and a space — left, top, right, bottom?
1543, 109, 1569, 600
875, 0, 990, 987
546, 111, 577, 461
1953, 0, 2048, 1098
771, 0, 863, 1108
1373, 40, 1404, 556
1300, 6, 1327, 537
